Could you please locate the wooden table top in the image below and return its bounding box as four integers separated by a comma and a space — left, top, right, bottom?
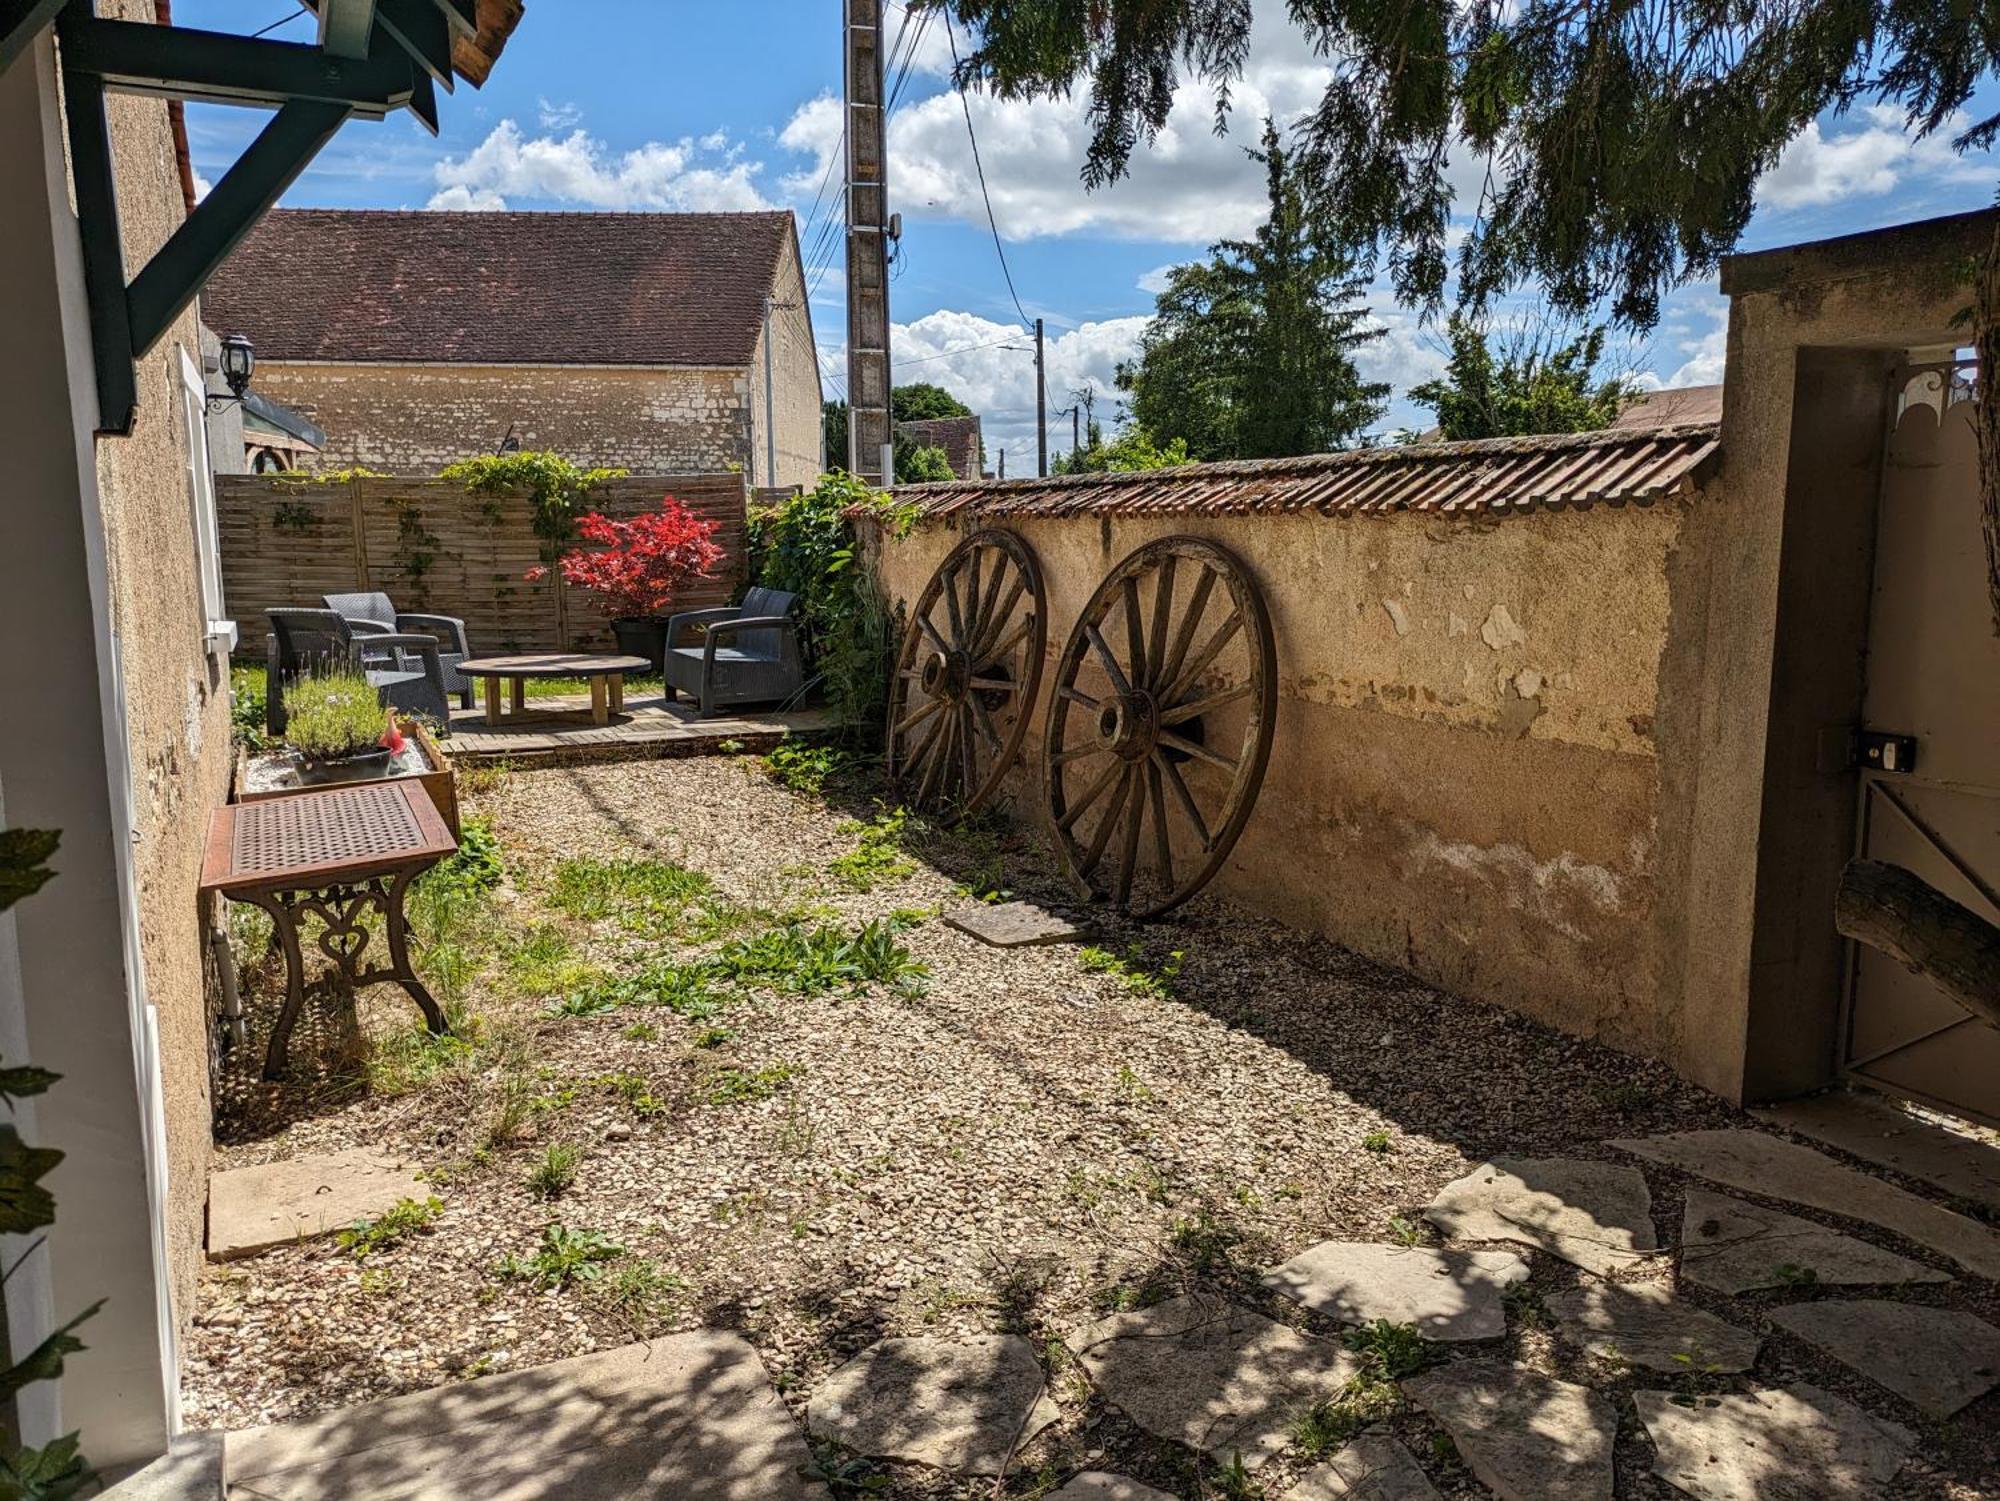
458, 653, 652, 679
201, 781, 458, 897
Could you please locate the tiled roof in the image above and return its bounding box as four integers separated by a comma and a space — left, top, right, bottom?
204, 209, 793, 368
881, 423, 1719, 523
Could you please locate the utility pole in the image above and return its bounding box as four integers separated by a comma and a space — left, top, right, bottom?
1071, 405, 1080, 457
844, 0, 893, 487
1035, 316, 1046, 478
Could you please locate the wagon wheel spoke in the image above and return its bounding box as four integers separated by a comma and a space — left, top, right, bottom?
1122, 576, 1146, 689
1057, 685, 1102, 711
916, 610, 951, 656
958, 705, 979, 798
970, 694, 1004, 752
1146, 758, 1175, 892
1158, 566, 1215, 692
1057, 756, 1125, 831
1112, 775, 1145, 908
1050, 742, 1108, 767
971, 553, 1009, 652
940, 558, 967, 644
1084, 624, 1134, 698
1163, 609, 1243, 707
1157, 732, 1237, 773
1153, 749, 1213, 852
1160, 683, 1250, 726
974, 611, 1032, 670
918, 710, 955, 805
895, 696, 945, 737
1077, 765, 1137, 876
1145, 554, 1177, 688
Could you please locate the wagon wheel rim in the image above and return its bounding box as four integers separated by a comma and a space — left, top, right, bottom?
887, 529, 1048, 813
1042, 535, 1276, 918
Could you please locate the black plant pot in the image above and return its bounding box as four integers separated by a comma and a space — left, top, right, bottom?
610, 616, 669, 674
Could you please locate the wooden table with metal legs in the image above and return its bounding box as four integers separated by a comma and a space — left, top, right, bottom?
201, 781, 460, 1079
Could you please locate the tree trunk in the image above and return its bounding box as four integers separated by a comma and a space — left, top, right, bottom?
1973, 221, 2000, 639
1835, 859, 2000, 1031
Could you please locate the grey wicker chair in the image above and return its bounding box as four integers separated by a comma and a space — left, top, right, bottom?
325, 591, 474, 709
663, 586, 804, 716
265, 608, 450, 737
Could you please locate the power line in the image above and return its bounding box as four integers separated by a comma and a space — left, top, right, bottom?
943, 15, 1032, 332
898, 335, 1032, 367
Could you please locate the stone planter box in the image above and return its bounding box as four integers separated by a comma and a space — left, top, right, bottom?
235, 717, 460, 836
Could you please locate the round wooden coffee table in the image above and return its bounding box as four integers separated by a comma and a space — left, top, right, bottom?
458, 653, 653, 727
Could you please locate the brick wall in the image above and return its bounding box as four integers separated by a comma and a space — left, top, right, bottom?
249, 361, 757, 473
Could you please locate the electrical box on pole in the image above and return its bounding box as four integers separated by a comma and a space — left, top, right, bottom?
844, 0, 892, 487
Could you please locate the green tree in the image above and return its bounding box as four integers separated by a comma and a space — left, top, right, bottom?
1408, 317, 1638, 440
821, 400, 848, 471
890, 383, 973, 422
1051, 425, 1192, 474
894, 444, 957, 483
1117, 120, 1386, 460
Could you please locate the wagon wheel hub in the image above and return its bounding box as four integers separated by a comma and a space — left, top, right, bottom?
1095, 690, 1158, 761
920, 647, 970, 704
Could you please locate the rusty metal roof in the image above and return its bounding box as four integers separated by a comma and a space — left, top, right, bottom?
878, 422, 1719, 524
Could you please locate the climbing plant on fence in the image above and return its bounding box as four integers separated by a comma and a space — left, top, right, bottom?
747, 472, 916, 734
438, 452, 628, 556
0, 828, 101, 1500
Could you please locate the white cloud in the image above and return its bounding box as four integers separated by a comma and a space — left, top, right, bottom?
1137, 263, 1182, 295
1756, 105, 1987, 211
537, 98, 582, 131
192, 171, 212, 203
1663, 305, 1729, 388
428, 120, 772, 212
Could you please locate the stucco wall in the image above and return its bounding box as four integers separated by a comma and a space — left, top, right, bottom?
747, 229, 825, 490
868, 503, 1697, 1068
245, 360, 757, 474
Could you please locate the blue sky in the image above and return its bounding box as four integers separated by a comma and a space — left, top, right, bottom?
181, 0, 2000, 461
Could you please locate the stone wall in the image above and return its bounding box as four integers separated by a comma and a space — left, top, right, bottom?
747, 230, 825, 490
865, 501, 1703, 1076
247, 361, 757, 474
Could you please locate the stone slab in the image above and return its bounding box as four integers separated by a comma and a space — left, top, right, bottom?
225, 1333, 818, 1499
806, 1333, 1058, 1474
208, 1147, 427, 1261
1404, 1361, 1614, 1501
1767, 1298, 2000, 1418
1612, 1130, 2000, 1280
1424, 1158, 1658, 1275
103, 1433, 224, 1500
1545, 1282, 1758, 1373
943, 900, 1084, 947
1678, 1189, 1952, 1294
1046, 1474, 1178, 1501
1261, 1242, 1528, 1341
1292, 1432, 1441, 1500
1068, 1294, 1358, 1467
1754, 1092, 2000, 1213
1634, 1384, 1914, 1501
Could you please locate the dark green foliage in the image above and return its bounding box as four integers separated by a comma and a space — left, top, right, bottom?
0, 830, 59, 915
1409, 317, 1637, 439
1117, 120, 1386, 459
1050, 425, 1192, 475
893, 444, 956, 484
430, 815, 504, 895
824, 384, 974, 472
439, 451, 626, 547
937, 0, 1985, 328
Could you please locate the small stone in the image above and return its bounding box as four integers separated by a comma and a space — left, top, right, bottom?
1069, 1294, 1357, 1467
1404, 1361, 1614, 1501
1261, 1242, 1529, 1341
1677, 1190, 1951, 1294
1045, 1474, 1178, 1501
1768, 1299, 2000, 1418
1545, 1282, 1758, 1373
1425, 1158, 1658, 1275
1292, 1431, 1441, 1499
207, 1147, 427, 1261
806, 1334, 1058, 1473
1635, 1384, 1913, 1500
604, 1124, 632, 1142
943, 901, 1083, 947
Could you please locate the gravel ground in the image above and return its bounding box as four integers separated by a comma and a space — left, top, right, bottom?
187, 754, 2000, 1499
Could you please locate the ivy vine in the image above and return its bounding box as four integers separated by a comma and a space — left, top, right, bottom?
0, 828, 100, 1501
437, 452, 627, 554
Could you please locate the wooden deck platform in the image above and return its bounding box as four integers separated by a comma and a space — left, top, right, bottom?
441, 693, 840, 765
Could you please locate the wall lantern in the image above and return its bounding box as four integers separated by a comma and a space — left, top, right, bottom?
209, 332, 256, 408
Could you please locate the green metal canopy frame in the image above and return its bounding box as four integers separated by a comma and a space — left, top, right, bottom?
0, 0, 480, 434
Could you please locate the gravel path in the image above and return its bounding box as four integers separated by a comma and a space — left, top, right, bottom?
185, 755, 1999, 1498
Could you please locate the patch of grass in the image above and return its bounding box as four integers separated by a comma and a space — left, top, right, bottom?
1771, 1261, 1820, 1290
713, 919, 927, 996
691, 1026, 732, 1049
1114, 1063, 1156, 1102
1361, 1129, 1393, 1154
590, 1257, 685, 1330
1387, 1214, 1429, 1247
544, 990, 618, 1019
548, 857, 713, 930
338, 1196, 442, 1259
525, 1143, 581, 1200
1344, 1318, 1433, 1380
621, 1020, 659, 1042
1289, 1370, 1401, 1459
561, 957, 728, 1018
1503, 1280, 1547, 1329
799, 1444, 892, 1496
497, 1222, 624, 1292
365, 1011, 479, 1096
1167, 1209, 1242, 1274
1079, 944, 1184, 1000
505, 924, 602, 998
1207, 1451, 1263, 1499
703, 1062, 797, 1106
458, 758, 513, 795
762, 738, 855, 796
828, 808, 917, 892
598, 1071, 670, 1117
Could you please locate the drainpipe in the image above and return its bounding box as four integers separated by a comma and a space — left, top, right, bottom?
156, 1, 198, 217
762, 295, 778, 489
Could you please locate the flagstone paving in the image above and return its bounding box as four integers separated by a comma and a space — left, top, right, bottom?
1633, 1384, 1915, 1501
1402, 1360, 1615, 1501
1612, 1129, 2000, 1279
1545, 1281, 1759, 1373
1753, 1090, 2000, 1213
1067, 1294, 1358, 1467
1044, 1473, 1178, 1501
207, 1147, 426, 1261
1290, 1431, 1441, 1500
805, 1334, 1058, 1474
1766, 1298, 2000, 1418
942, 899, 1086, 947
1423, 1158, 1658, 1275
221, 1333, 817, 1499
1677, 1188, 1953, 1294
1261, 1242, 1528, 1341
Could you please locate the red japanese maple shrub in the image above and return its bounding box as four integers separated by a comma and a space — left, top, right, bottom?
526, 498, 725, 619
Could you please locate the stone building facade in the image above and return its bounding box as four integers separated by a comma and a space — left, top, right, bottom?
205, 209, 823, 487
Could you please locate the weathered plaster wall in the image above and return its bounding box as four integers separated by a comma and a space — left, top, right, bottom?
96, 8, 233, 1376
747, 230, 825, 490
869, 504, 1696, 1067
246, 361, 756, 473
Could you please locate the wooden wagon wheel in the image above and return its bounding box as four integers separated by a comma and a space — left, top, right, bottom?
1042, 535, 1277, 918
887, 529, 1048, 812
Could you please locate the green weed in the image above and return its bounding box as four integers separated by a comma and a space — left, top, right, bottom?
338, 1196, 442, 1259
548, 857, 713, 929
544, 989, 617, 1019
622, 1020, 659, 1042
525, 1143, 581, 1200
762, 738, 854, 796
497, 1223, 625, 1292
1361, 1129, 1393, 1154
590, 1257, 685, 1329
828, 808, 917, 892
505, 924, 602, 998
1079, 944, 1183, 999
1167, 1210, 1241, 1274
703, 1063, 797, 1105
713, 919, 926, 995
1344, 1319, 1433, 1380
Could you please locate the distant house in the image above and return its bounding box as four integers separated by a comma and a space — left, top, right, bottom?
1610, 382, 1723, 429
897, 414, 984, 479
203, 209, 823, 488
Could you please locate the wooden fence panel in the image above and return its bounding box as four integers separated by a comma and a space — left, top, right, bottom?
216, 472, 749, 658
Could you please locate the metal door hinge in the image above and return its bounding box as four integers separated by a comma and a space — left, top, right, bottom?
1852, 729, 1919, 774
